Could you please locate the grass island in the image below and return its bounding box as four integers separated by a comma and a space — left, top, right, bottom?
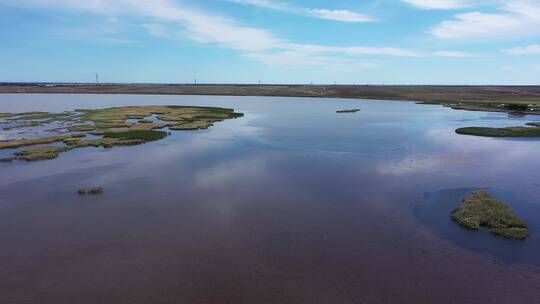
451, 191, 529, 240
456, 122, 540, 137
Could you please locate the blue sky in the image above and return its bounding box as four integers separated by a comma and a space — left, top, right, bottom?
0, 0, 539, 84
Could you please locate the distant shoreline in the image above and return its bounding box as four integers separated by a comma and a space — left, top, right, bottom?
2, 84, 540, 115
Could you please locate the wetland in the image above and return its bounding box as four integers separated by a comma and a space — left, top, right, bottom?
1, 94, 540, 304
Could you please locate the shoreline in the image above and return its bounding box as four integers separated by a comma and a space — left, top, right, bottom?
2, 84, 540, 115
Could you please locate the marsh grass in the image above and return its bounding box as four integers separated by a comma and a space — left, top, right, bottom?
456, 127, 540, 137
451, 191, 528, 240
15, 146, 68, 161
67, 124, 97, 132
0, 134, 85, 149
1, 105, 244, 162
103, 130, 168, 141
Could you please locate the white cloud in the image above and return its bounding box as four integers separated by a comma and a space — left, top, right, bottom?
245, 43, 423, 69
306, 9, 372, 22
227, 0, 373, 22
1, 0, 473, 70
285, 44, 425, 57
2, 0, 284, 51
245, 51, 380, 70
433, 51, 481, 57
402, 0, 472, 9
142, 23, 171, 38
431, 0, 540, 39
503, 44, 540, 55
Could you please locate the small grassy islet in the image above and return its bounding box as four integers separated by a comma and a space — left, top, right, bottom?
451, 191, 529, 240
78, 187, 104, 195
15, 146, 69, 161
456, 121, 540, 137
336, 109, 361, 113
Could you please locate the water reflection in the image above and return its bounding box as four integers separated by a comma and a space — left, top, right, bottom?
1, 94, 540, 303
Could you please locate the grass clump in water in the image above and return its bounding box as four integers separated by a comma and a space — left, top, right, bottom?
15, 146, 68, 161
451, 191, 529, 240
337, 109, 361, 113
78, 187, 104, 195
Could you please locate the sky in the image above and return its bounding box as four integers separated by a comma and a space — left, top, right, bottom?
0, 0, 539, 84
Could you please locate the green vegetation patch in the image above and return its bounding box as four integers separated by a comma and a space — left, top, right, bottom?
95, 122, 131, 130
67, 124, 97, 132
451, 191, 529, 240
128, 123, 171, 131
0, 134, 84, 149
1, 105, 244, 162
503, 103, 529, 111
103, 130, 167, 141
169, 121, 213, 130
65, 138, 144, 148
12, 112, 72, 121
15, 146, 68, 161
456, 127, 540, 137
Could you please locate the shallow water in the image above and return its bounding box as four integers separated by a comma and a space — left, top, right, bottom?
1, 94, 540, 304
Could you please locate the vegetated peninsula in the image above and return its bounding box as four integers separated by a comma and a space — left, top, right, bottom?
451, 191, 529, 240
456, 123, 540, 137
0, 105, 244, 162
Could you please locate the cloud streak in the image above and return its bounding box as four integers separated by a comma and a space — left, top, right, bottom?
226, 0, 373, 22
430, 0, 540, 39
1, 0, 478, 70
402, 0, 472, 10
503, 44, 540, 55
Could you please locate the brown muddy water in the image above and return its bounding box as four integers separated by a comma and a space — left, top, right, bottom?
1, 94, 540, 304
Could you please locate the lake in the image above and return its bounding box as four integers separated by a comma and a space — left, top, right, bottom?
1, 94, 540, 303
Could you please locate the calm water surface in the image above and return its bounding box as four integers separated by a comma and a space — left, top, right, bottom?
1, 94, 540, 304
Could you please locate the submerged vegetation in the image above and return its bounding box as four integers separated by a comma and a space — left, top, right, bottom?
0, 105, 244, 161
451, 191, 528, 240
78, 187, 104, 195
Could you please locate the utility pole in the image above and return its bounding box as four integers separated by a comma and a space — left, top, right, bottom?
95, 73, 99, 85
194, 78, 197, 85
